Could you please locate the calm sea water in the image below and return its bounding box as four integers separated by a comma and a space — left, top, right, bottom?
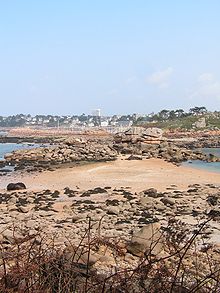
0, 143, 39, 160
0, 131, 7, 136
183, 148, 220, 173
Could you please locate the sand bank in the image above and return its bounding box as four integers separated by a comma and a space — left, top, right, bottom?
1, 158, 220, 192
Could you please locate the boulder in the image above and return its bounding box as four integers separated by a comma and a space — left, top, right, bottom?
127, 222, 163, 257
193, 117, 206, 129
7, 182, 26, 191
143, 127, 163, 139
64, 137, 86, 146
126, 155, 142, 160
161, 197, 175, 206
139, 197, 155, 207
143, 188, 158, 198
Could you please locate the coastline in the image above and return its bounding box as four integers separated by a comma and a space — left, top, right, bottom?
1, 157, 220, 192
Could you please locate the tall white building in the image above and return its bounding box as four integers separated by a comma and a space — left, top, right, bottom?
91, 109, 101, 117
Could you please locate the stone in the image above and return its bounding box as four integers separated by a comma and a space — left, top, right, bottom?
126, 155, 142, 160
143, 127, 163, 139
98, 255, 115, 264
143, 188, 158, 198
106, 206, 120, 215
160, 197, 175, 206
2, 230, 23, 244
193, 117, 206, 129
18, 206, 30, 213
127, 222, 163, 257
72, 214, 83, 223
63, 246, 99, 266
7, 182, 26, 191
139, 197, 155, 207
8, 196, 17, 204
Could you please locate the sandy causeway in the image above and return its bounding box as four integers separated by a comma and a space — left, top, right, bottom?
1, 157, 220, 192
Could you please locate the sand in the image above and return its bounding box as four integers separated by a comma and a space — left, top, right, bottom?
1, 157, 220, 192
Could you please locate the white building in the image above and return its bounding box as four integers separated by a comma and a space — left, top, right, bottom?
91, 109, 101, 117
101, 121, 108, 127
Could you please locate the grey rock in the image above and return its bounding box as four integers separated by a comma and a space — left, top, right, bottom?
127, 222, 163, 257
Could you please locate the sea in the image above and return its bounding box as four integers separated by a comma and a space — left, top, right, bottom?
0, 130, 46, 161
0, 143, 33, 160
182, 148, 220, 173
0, 142, 43, 161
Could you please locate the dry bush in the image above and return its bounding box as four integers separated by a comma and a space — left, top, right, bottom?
0, 218, 219, 292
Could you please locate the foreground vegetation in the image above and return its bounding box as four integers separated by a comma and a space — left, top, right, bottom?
0, 218, 219, 292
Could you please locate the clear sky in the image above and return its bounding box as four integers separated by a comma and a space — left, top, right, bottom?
0, 0, 220, 115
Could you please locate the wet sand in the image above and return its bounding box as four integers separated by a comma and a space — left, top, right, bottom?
1, 157, 220, 192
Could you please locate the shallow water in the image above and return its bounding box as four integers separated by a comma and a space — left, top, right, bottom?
183, 160, 220, 173
183, 148, 220, 173
200, 148, 220, 157
0, 143, 39, 160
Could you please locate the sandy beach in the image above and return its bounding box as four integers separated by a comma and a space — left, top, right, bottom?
1, 157, 220, 192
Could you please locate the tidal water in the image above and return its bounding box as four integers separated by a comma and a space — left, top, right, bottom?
0, 143, 38, 160
183, 148, 220, 173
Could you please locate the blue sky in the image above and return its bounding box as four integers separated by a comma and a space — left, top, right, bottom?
0, 0, 220, 115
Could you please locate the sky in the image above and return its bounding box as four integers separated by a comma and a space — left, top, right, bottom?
0, 0, 220, 116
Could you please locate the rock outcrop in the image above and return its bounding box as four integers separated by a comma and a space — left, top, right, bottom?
4, 138, 117, 171
114, 127, 163, 145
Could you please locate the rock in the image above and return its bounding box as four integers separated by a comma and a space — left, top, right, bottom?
106, 206, 120, 215
160, 197, 175, 206
72, 214, 83, 223
124, 253, 138, 264
83, 187, 107, 195
7, 182, 26, 191
139, 197, 155, 207
8, 196, 17, 204
4, 140, 117, 172
0, 234, 4, 243
18, 206, 30, 213
63, 246, 99, 266
2, 230, 23, 244
126, 155, 142, 160
207, 195, 218, 206
25, 220, 38, 229
193, 117, 206, 129
64, 137, 86, 146
106, 199, 120, 206
98, 255, 115, 264
127, 222, 163, 257
208, 209, 220, 218
143, 188, 158, 198
143, 127, 163, 139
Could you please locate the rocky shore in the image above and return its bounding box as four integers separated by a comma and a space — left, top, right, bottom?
3, 137, 117, 173
165, 130, 220, 148
114, 128, 220, 164
2, 128, 220, 175
0, 135, 56, 144
0, 183, 220, 276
